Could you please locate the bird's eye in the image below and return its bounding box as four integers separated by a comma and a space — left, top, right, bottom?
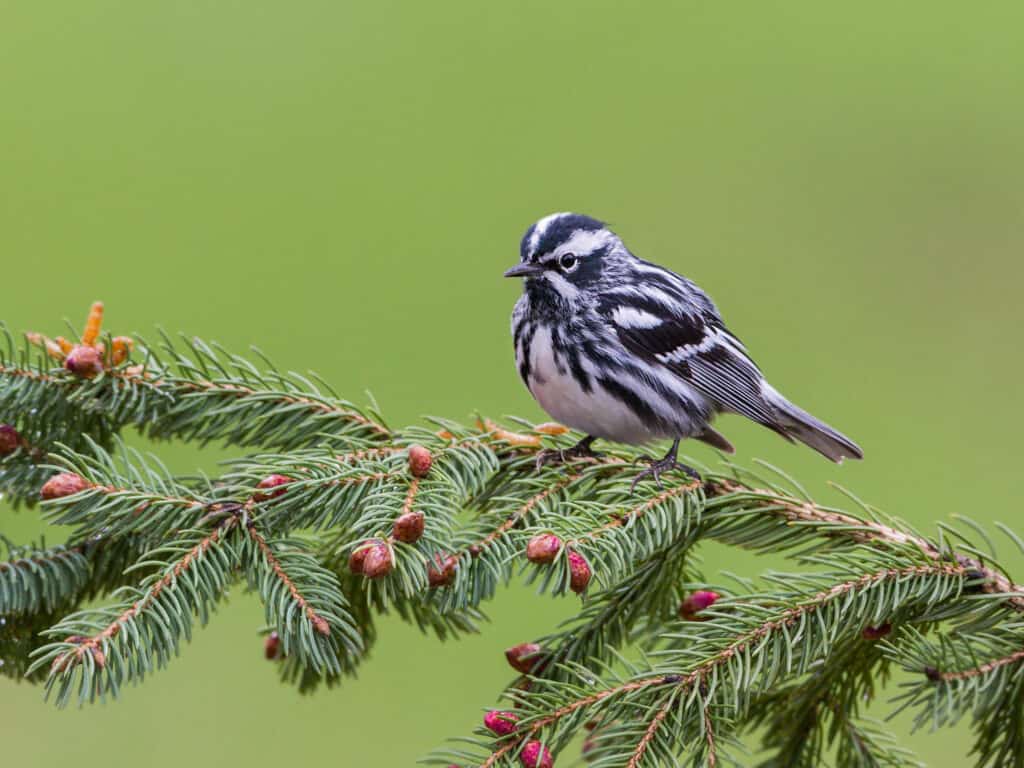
559, 253, 579, 272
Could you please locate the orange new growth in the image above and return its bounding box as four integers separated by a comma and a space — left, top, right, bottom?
81, 301, 104, 347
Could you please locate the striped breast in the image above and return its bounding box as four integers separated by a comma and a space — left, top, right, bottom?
515, 318, 692, 444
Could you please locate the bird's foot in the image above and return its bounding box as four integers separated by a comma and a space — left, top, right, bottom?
535, 437, 603, 471
630, 454, 701, 493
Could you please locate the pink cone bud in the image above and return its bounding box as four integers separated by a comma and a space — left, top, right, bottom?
253, 474, 292, 501
392, 511, 425, 543
862, 623, 891, 640
505, 642, 543, 674
526, 533, 562, 564
0, 424, 21, 456
520, 740, 553, 768
427, 552, 457, 588
40, 472, 89, 500
348, 540, 375, 574
679, 590, 720, 621
567, 550, 591, 594
483, 710, 519, 737
264, 631, 281, 660
362, 542, 394, 579
408, 444, 433, 478
65, 345, 103, 378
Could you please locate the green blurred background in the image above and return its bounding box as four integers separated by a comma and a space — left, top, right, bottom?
2, 2, 1023, 765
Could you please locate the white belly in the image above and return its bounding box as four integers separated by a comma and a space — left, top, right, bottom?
526, 326, 664, 444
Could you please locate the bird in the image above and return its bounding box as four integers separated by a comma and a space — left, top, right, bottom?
505, 212, 862, 488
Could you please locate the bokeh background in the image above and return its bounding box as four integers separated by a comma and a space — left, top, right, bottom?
3, 2, 1023, 765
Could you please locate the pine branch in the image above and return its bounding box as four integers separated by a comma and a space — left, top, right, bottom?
241, 525, 363, 675
6, 304, 1024, 768
29, 520, 241, 707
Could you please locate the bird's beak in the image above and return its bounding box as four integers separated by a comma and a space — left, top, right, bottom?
504, 263, 545, 278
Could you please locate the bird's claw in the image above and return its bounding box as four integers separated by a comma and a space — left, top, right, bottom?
534, 442, 603, 471
630, 455, 701, 493
535, 448, 567, 470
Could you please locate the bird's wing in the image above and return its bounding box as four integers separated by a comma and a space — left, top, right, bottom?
598, 278, 780, 429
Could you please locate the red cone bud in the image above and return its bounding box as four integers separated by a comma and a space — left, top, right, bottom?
567, 550, 591, 594
264, 631, 281, 660
392, 511, 425, 543
408, 444, 433, 478
40, 472, 89, 500
427, 552, 457, 588
348, 540, 374, 574
253, 474, 292, 501
679, 590, 720, 621
582, 733, 597, 758
0, 424, 21, 456
483, 710, 519, 737
520, 740, 553, 768
362, 542, 394, 579
526, 533, 562, 564
505, 642, 543, 674
862, 623, 891, 640
65, 345, 103, 378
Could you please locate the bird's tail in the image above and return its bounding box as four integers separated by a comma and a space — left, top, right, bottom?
761, 384, 863, 463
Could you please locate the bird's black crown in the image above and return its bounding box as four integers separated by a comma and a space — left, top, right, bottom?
520, 213, 606, 262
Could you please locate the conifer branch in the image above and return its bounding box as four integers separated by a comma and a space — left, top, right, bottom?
4, 304, 1024, 766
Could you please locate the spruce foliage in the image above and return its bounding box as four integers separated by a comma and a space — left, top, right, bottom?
2, 303, 1023, 767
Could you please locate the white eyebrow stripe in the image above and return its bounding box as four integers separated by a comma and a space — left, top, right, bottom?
556, 229, 613, 258
611, 306, 664, 329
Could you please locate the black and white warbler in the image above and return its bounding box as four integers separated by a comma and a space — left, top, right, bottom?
506, 212, 862, 486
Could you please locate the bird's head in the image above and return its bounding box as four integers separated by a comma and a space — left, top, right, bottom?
505, 213, 632, 306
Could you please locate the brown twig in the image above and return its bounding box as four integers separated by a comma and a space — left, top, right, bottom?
568, 477, 701, 546
454, 475, 578, 565
627, 692, 677, 768
0, 365, 62, 385
703, 707, 717, 768
53, 516, 239, 670
247, 525, 331, 636
118, 370, 392, 438
705, 479, 1024, 611
480, 563, 966, 766
933, 648, 1024, 682
336, 446, 402, 464
401, 478, 420, 516
480, 677, 670, 768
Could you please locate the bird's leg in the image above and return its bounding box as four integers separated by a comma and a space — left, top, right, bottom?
630, 439, 701, 492
535, 435, 603, 470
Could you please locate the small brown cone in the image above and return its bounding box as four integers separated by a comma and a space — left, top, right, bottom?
264, 631, 281, 660
40, 472, 89, 500
348, 540, 374, 575
526, 533, 562, 564
362, 542, 394, 579
679, 591, 721, 621
427, 552, 457, 588
519, 741, 553, 768
64, 345, 103, 378
392, 511, 425, 543
253, 474, 292, 501
862, 623, 891, 640
505, 642, 543, 674
408, 444, 433, 477
567, 550, 591, 594
0, 424, 21, 456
